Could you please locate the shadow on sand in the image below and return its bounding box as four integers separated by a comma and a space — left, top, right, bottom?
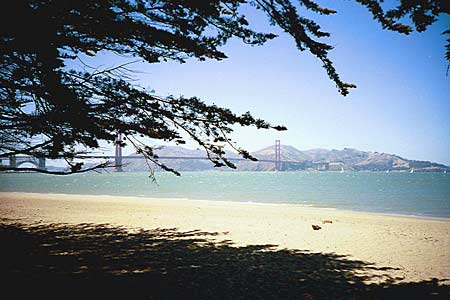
0, 219, 448, 299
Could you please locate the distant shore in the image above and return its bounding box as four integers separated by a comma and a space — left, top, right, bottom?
1, 191, 449, 284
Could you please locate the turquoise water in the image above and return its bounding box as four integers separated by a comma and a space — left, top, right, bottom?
1, 171, 449, 218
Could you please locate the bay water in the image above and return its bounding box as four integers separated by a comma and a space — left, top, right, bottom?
1, 171, 449, 218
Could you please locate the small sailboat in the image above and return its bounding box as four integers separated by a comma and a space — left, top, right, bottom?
340, 167, 344, 173
386, 170, 390, 173
410, 169, 414, 173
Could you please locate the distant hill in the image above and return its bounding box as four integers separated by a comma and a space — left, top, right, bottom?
121, 145, 449, 172
253, 145, 311, 161
121, 146, 239, 172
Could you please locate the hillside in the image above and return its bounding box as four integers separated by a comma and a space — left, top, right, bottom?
121, 146, 239, 172
121, 145, 449, 172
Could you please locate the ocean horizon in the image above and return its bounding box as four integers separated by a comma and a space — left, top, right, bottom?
1, 171, 449, 219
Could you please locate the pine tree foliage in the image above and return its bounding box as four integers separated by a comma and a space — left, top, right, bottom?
0, 0, 448, 175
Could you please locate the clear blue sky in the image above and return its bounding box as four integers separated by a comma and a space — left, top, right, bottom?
72, 2, 450, 164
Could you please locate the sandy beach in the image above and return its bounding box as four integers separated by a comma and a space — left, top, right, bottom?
1, 191, 449, 285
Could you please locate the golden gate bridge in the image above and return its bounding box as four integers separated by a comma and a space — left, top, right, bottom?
1, 139, 298, 172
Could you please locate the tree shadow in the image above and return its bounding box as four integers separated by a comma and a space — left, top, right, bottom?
0, 219, 448, 299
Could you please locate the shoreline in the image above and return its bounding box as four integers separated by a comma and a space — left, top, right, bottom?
1, 191, 449, 284
1, 191, 449, 221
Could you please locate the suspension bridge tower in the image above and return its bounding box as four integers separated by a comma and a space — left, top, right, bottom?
115, 133, 123, 172
275, 139, 281, 171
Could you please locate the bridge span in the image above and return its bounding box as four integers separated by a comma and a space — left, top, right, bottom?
0, 156, 46, 170
78, 154, 302, 172
1, 140, 311, 172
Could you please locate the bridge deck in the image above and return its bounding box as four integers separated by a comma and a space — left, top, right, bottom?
76, 156, 305, 164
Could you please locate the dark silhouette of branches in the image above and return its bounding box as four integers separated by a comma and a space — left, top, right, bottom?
0, 1, 448, 175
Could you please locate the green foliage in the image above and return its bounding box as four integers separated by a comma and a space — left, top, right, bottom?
0, 0, 448, 174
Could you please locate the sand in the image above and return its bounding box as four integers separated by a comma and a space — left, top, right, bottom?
0, 192, 449, 284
